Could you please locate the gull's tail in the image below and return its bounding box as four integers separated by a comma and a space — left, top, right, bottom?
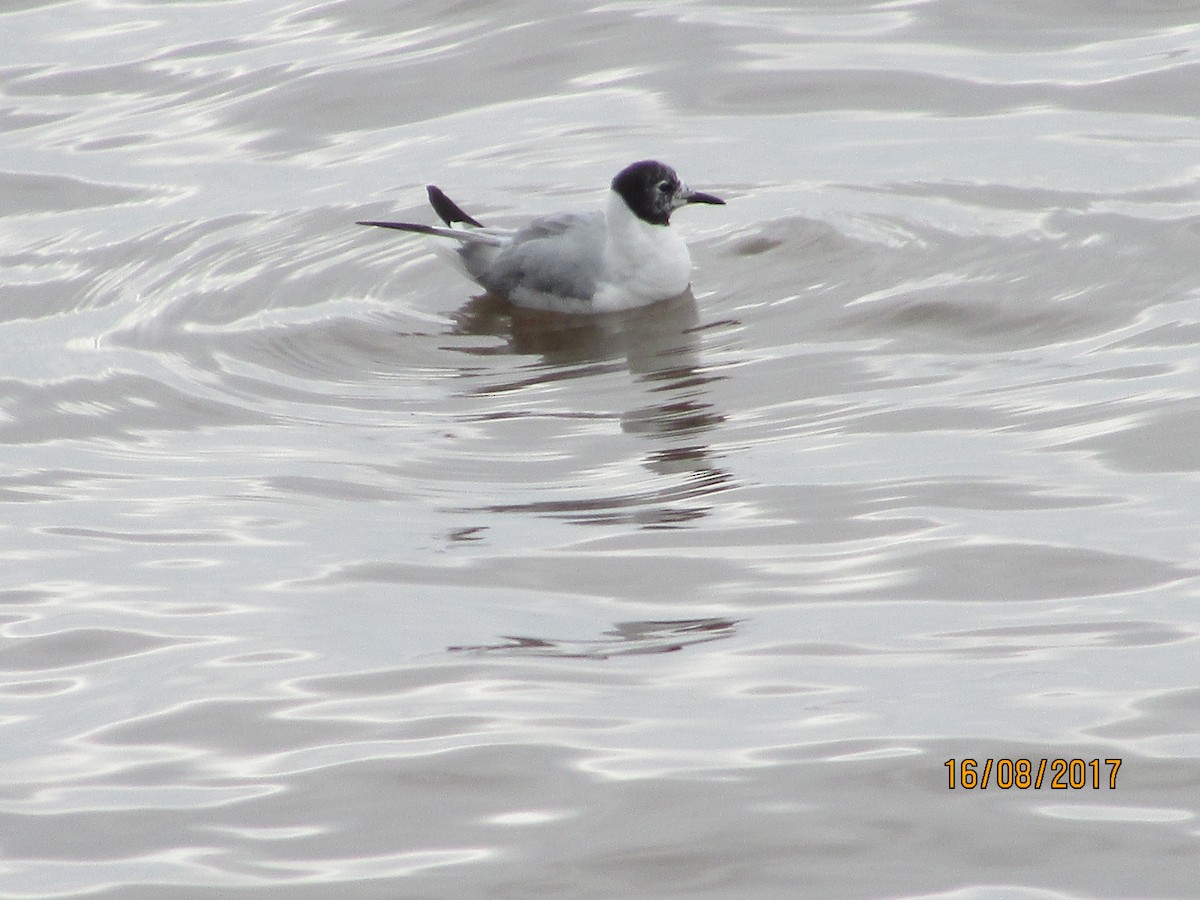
357, 185, 497, 243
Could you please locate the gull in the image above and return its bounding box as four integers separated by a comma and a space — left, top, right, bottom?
357, 160, 724, 314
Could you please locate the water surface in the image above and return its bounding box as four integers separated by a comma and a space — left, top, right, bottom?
1, 0, 1199, 897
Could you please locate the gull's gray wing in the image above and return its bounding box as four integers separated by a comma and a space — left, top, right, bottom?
476, 212, 606, 302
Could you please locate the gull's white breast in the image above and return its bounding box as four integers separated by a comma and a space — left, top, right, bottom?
591, 190, 693, 312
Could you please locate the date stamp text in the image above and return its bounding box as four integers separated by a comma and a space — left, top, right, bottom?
944, 757, 1121, 790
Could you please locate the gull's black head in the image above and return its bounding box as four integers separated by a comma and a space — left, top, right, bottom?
610, 160, 725, 226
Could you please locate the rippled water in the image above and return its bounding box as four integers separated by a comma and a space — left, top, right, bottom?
2, 1, 1199, 897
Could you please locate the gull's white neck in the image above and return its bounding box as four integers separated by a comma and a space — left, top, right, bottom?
593, 189, 693, 311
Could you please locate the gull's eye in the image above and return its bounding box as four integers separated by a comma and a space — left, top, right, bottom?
656, 180, 672, 194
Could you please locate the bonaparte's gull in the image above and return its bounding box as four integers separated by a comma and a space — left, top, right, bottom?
357, 160, 724, 314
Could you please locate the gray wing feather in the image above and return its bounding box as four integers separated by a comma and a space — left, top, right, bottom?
357, 220, 510, 247
477, 212, 605, 301
360, 209, 607, 304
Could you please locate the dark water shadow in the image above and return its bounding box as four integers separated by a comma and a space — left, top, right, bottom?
447, 289, 707, 369
448, 617, 740, 659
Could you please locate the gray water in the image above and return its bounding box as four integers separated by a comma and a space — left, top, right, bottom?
2, 1, 1199, 897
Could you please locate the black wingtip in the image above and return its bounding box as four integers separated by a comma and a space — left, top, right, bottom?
426, 185, 483, 228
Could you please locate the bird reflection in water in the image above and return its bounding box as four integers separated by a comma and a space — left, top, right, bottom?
446, 290, 738, 528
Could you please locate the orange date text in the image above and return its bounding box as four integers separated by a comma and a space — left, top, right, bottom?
944, 757, 1121, 790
